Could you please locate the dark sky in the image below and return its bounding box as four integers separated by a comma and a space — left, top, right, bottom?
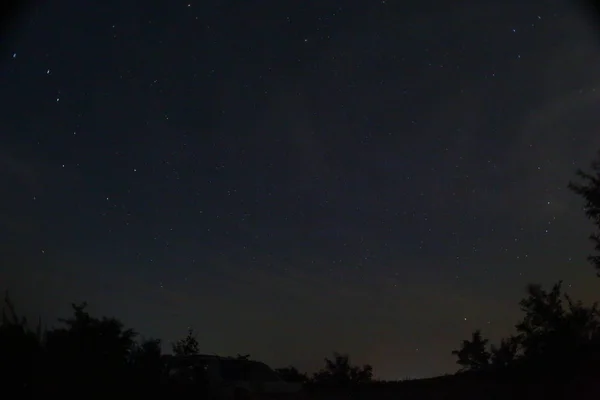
2, 0, 600, 379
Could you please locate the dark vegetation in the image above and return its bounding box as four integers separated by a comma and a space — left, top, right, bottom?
2, 1, 600, 398
4, 152, 600, 398
0, 291, 373, 396
441, 151, 600, 398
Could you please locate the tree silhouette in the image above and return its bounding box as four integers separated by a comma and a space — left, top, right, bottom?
312, 352, 373, 387
452, 278, 600, 380
515, 282, 565, 360
512, 281, 600, 369
0, 295, 333, 395
0, 292, 43, 392
451, 330, 490, 371
449, 148, 600, 383
172, 328, 199, 356
568, 151, 600, 275
489, 336, 519, 369
43, 302, 137, 392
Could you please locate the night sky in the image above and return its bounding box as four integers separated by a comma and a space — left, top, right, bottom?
2, 0, 600, 380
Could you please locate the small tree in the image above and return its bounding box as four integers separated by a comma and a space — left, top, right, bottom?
515, 282, 565, 359
169, 328, 209, 389
451, 330, 490, 371
172, 328, 199, 356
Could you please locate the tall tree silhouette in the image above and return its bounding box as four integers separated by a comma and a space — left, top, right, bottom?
451, 330, 490, 371
569, 151, 600, 275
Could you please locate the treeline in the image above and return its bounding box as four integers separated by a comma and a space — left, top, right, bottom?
447, 151, 600, 395
451, 281, 600, 378
0, 295, 373, 395
3, 151, 600, 397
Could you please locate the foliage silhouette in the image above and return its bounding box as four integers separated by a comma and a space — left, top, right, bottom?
43, 302, 137, 392
452, 280, 600, 380
451, 330, 490, 371
489, 336, 519, 369
311, 352, 373, 388
6, 149, 600, 396
569, 150, 600, 275
172, 327, 199, 357
0, 298, 174, 395
448, 151, 600, 390
0, 292, 43, 392
168, 328, 211, 391
517, 281, 600, 374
